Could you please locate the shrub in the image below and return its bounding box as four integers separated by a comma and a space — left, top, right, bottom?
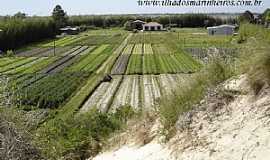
237, 23, 270, 94
159, 59, 234, 138
36, 106, 136, 159
6, 50, 14, 57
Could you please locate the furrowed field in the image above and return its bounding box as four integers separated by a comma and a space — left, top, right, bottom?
0, 27, 235, 159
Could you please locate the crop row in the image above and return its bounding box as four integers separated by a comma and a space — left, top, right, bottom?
123, 53, 201, 74
144, 44, 154, 54
133, 44, 143, 54
66, 45, 113, 72
126, 54, 142, 74
111, 44, 134, 75
4, 57, 55, 75
74, 33, 127, 46
122, 44, 134, 55
16, 47, 52, 57
0, 57, 25, 67
0, 57, 38, 74
18, 72, 90, 108
42, 36, 85, 47
79, 74, 189, 113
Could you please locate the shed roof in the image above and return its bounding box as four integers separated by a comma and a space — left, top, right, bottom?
60, 26, 79, 31
133, 20, 146, 24
207, 24, 236, 29
143, 22, 162, 27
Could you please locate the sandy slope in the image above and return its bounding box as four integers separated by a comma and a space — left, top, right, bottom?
92, 75, 270, 160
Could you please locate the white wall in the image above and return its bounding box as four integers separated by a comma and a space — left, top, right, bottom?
143, 25, 163, 31
208, 27, 234, 35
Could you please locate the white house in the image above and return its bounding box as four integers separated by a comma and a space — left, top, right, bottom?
59, 26, 80, 35
143, 22, 163, 31
207, 25, 236, 35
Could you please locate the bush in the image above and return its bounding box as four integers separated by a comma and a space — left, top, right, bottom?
159, 59, 234, 138
237, 23, 270, 94
36, 106, 135, 159
6, 50, 14, 57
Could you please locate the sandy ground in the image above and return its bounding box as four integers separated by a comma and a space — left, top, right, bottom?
92, 75, 270, 160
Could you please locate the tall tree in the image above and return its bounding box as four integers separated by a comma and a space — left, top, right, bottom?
239, 10, 254, 23
52, 5, 68, 28
14, 12, 26, 19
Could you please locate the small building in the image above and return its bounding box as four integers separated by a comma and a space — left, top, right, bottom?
207, 25, 236, 35
59, 26, 80, 35
131, 20, 146, 30
143, 22, 163, 31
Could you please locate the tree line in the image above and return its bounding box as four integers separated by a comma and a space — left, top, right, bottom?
0, 18, 55, 51
0, 4, 268, 52
0, 14, 230, 51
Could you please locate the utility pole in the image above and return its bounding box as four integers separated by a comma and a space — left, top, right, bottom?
53, 24, 56, 56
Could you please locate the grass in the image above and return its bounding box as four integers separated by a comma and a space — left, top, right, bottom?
159, 59, 234, 139
159, 23, 270, 139
36, 106, 135, 159
237, 23, 270, 94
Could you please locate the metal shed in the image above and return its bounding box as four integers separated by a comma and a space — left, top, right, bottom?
207, 25, 236, 35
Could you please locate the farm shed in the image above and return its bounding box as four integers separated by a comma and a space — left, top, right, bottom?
207, 25, 236, 35
59, 26, 80, 35
131, 20, 146, 30
143, 22, 163, 31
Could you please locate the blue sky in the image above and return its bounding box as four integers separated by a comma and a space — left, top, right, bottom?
0, 0, 269, 16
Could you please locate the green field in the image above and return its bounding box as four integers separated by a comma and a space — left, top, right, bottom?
0, 27, 239, 160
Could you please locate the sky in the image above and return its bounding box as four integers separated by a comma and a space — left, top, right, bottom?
0, 0, 269, 16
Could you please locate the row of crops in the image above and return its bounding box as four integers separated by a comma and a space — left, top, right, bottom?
112, 42, 202, 75
80, 74, 190, 113
1, 42, 117, 109
39, 32, 127, 47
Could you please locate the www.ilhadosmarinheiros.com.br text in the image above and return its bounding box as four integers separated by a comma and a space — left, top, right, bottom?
137, 0, 263, 7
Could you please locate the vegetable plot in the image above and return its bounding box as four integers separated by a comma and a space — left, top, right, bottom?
111, 75, 140, 111
143, 44, 154, 54
126, 54, 142, 75
111, 44, 134, 75
19, 72, 90, 108
78, 74, 188, 113
80, 76, 122, 113
65, 45, 111, 72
